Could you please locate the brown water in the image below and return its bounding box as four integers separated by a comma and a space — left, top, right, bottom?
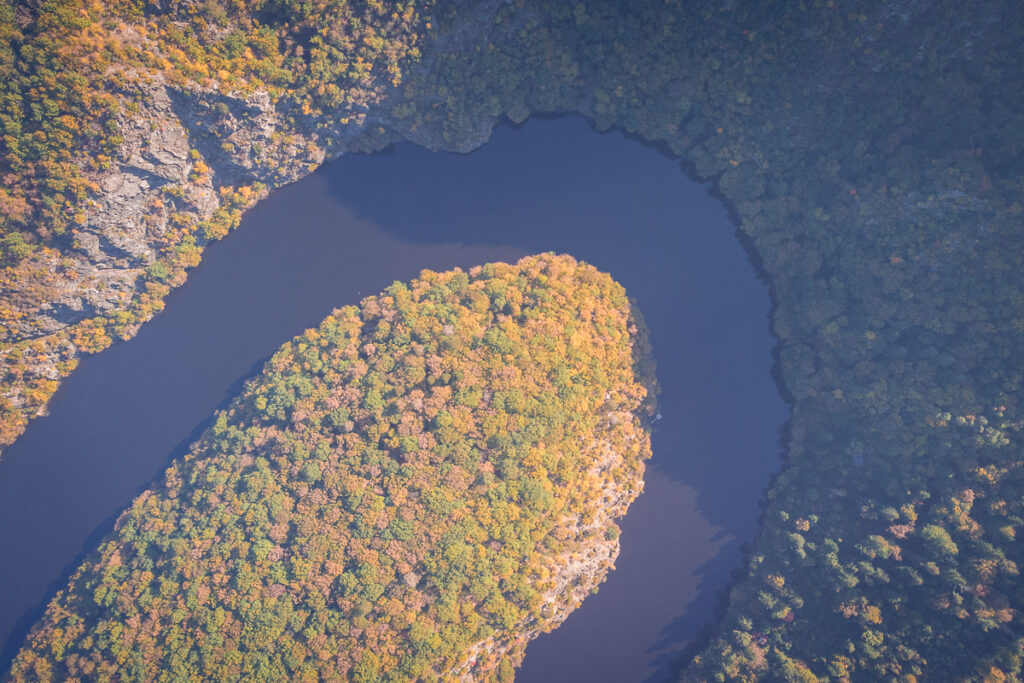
0, 116, 787, 681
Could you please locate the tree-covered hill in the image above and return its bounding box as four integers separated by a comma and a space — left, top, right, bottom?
7, 253, 657, 682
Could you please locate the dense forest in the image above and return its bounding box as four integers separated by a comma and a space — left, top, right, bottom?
3, 0, 1024, 680
7, 254, 657, 681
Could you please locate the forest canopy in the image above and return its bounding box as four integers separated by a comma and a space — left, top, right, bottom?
7, 253, 657, 682
3, 0, 1024, 679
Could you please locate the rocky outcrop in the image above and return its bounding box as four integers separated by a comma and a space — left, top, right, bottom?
0, 71, 322, 435
449, 407, 646, 680
0, 2, 517, 448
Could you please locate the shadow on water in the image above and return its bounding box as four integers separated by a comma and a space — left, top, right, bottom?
0, 114, 786, 681
323, 115, 789, 681
638, 537, 745, 683
327, 114, 786, 535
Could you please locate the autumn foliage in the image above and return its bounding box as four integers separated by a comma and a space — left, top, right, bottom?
7, 253, 656, 682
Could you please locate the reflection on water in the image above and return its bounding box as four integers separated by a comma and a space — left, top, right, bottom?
0, 116, 785, 682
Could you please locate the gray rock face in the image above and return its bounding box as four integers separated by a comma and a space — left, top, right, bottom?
0, 69, 324, 422
0, 8, 508, 442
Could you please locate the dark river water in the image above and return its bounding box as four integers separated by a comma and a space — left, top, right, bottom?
0, 116, 787, 681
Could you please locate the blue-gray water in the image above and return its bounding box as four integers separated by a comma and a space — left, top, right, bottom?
0, 116, 787, 681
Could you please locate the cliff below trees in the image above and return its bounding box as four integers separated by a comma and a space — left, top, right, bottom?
0, 0, 437, 447
7, 254, 658, 681
1, 0, 541, 449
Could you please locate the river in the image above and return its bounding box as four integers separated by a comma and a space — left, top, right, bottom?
0, 116, 787, 681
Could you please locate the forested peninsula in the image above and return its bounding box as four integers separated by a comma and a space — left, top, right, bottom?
3, 0, 1024, 680
7, 254, 657, 681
